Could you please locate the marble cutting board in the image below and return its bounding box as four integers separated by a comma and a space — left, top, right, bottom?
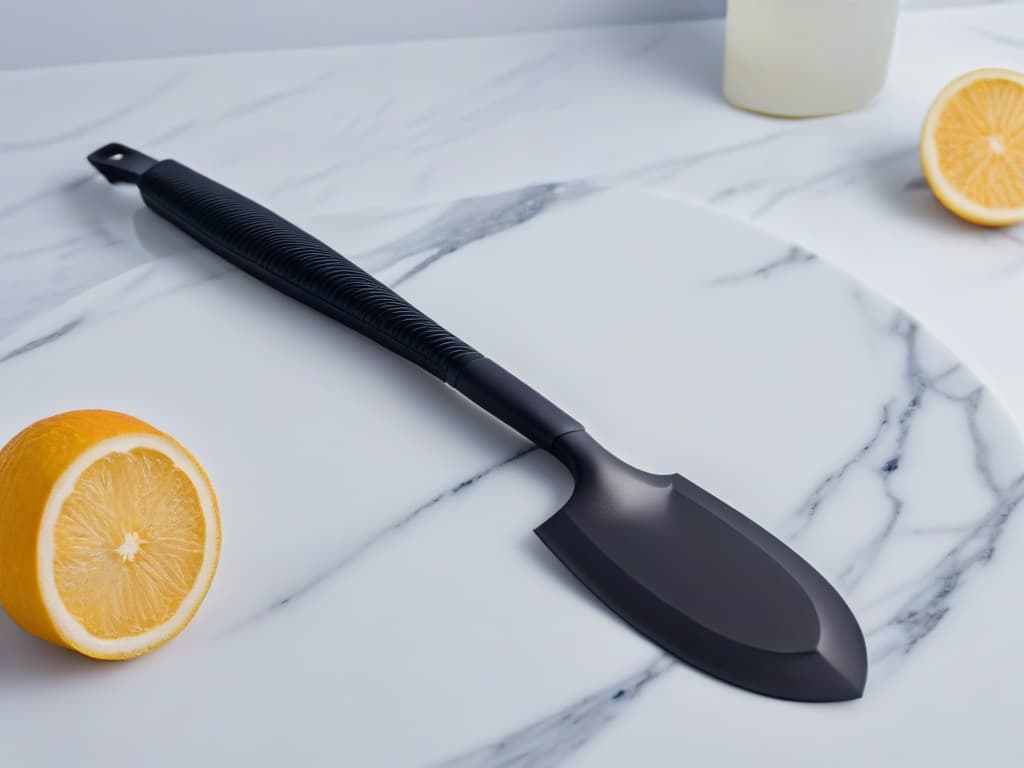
1, 186, 1022, 766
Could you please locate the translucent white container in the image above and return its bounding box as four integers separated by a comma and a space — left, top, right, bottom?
723, 0, 899, 117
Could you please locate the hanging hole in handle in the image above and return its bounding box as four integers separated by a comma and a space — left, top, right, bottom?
87, 143, 158, 186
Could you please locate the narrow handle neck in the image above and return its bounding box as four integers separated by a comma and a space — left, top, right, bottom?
452, 358, 584, 450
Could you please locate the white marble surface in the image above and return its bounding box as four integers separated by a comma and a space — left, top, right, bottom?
2, 3, 1024, 765
4, 185, 1022, 766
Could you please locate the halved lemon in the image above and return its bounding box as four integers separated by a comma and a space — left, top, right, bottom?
0, 410, 219, 659
921, 68, 1024, 227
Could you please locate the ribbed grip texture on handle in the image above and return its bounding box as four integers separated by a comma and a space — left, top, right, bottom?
139, 160, 481, 381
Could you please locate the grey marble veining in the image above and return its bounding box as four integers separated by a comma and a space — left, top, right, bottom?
436, 656, 674, 768
360, 182, 593, 287
238, 446, 538, 629
708, 245, 817, 284
0, 318, 82, 363
0, 75, 186, 153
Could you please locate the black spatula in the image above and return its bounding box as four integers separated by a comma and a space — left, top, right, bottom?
88, 143, 867, 702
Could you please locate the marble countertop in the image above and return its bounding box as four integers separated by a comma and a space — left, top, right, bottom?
2, 3, 1024, 766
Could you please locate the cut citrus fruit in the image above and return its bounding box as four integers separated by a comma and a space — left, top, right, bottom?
0, 410, 219, 659
921, 68, 1024, 227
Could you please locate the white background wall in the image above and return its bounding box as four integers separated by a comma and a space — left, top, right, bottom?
0, 0, 1007, 70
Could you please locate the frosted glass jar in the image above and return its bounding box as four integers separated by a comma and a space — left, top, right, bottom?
723, 0, 900, 117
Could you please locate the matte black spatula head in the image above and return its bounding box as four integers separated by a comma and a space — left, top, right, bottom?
540, 433, 866, 701
88, 143, 867, 702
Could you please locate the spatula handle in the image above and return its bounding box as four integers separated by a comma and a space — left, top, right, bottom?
92, 145, 481, 383
87, 143, 584, 449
